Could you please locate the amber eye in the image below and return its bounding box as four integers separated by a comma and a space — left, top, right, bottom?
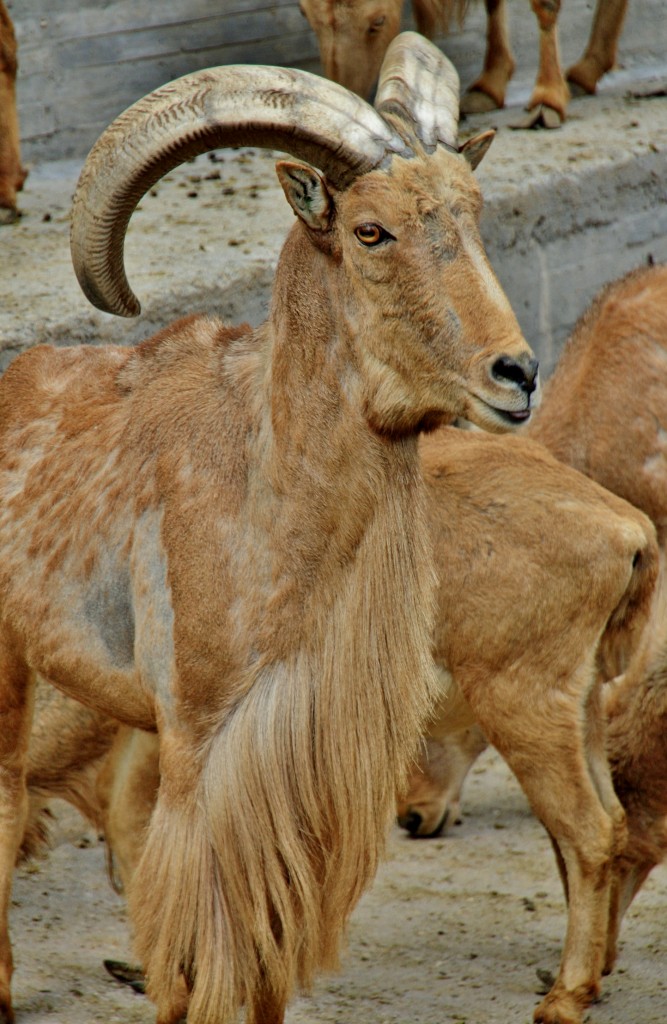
368, 15, 386, 32
354, 223, 393, 247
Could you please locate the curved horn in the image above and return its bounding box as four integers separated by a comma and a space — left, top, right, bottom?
70, 65, 412, 317
373, 31, 460, 154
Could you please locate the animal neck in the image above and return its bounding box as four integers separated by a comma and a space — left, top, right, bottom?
245, 223, 434, 662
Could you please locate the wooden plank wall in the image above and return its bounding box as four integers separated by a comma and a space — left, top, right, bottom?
10, 0, 321, 162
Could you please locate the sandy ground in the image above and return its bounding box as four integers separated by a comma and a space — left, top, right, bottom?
8, 746, 667, 1024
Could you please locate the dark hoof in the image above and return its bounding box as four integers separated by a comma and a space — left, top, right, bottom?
535, 966, 557, 995
0, 206, 20, 225
103, 958, 146, 994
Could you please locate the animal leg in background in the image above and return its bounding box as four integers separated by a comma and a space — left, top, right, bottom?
460, 0, 516, 114
492, 690, 622, 1023
516, 0, 569, 128
96, 726, 159, 894
0, 645, 34, 1024
397, 668, 488, 837
567, 0, 629, 96
0, 1, 27, 222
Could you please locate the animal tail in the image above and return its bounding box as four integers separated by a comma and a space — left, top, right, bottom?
598, 538, 664, 684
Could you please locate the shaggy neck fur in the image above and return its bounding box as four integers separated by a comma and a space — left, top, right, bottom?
129, 223, 439, 1022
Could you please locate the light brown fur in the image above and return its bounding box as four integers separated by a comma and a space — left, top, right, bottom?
0, 50, 537, 1024
22, 425, 659, 1024
530, 263, 667, 547
20, 682, 117, 863
0, 0, 27, 221
399, 262, 667, 1022
299, 0, 628, 124
602, 616, 667, 974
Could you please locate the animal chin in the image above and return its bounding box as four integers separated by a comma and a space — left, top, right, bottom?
497, 407, 532, 425
466, 395, 533, 433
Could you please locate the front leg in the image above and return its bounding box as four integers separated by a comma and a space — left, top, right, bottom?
521, 0, 570, 128
0, 639, 35, 1023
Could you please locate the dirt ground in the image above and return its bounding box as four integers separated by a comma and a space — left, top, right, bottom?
8, 745, 666, 1024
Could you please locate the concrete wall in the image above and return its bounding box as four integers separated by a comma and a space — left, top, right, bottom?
11, 0, 316, 162
9, 0, 667, 163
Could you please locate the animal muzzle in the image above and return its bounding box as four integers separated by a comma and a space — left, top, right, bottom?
397, 807, 449, 838
491, 353, 540, 396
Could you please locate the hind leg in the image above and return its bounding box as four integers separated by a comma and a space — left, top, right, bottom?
528, 687, 624, 1023
472, 669, 619, 1024
567, 0, 628, 95
0, 634, 35, 1023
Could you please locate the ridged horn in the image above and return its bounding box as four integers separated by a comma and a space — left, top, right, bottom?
70, 64, 412, 317
374, 31, 460, 154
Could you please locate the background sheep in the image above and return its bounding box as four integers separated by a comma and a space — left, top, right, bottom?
298, 0, 628, 125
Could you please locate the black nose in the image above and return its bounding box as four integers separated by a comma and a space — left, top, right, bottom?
492, 354, 539, 395
397, 810, 423, 835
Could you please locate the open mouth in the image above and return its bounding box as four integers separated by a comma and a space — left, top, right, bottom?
494, 407, 532, 425
470, 395, 533, 429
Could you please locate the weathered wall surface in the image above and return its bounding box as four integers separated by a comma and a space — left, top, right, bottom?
8, 0, 667, 163
475, 89, 667, 373
10, 0, 315, 162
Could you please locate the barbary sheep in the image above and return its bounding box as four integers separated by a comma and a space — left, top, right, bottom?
0, 32, 537, 1024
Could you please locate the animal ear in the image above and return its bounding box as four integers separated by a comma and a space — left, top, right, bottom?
275, 160, 333, 231
459, 129, 496, 170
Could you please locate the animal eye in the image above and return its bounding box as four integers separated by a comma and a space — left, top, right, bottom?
368, 15, 386, 31
354, 223, 393, 247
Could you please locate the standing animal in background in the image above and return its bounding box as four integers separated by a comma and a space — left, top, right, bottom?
401, 262, 667, 840
299, 0, 628, 126
398, 262, 667, 1018
0, 0, 27, 221
602, 619, 667, 976
0, 33, 538, 1024
415, 428, 658, 1024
